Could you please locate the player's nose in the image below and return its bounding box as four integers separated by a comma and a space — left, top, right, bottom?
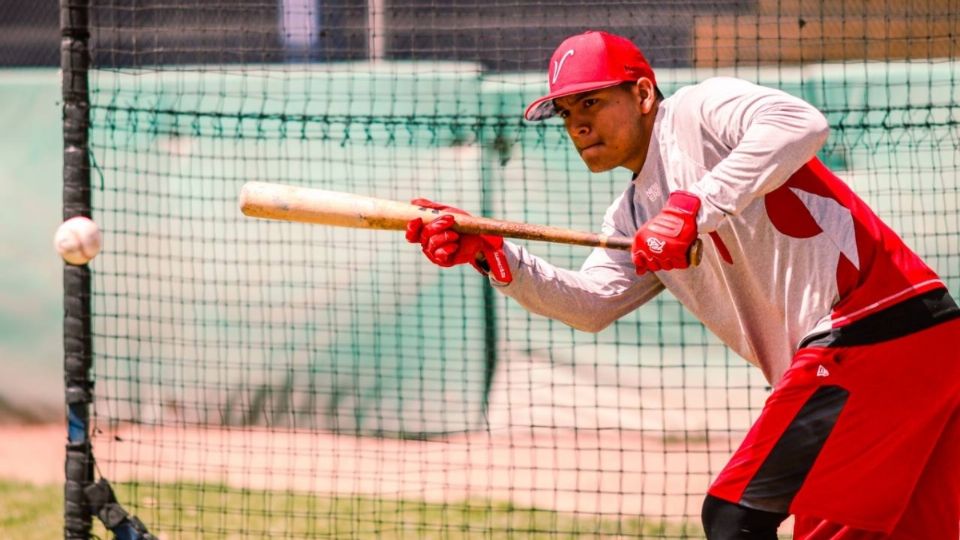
565, 115, 590, 139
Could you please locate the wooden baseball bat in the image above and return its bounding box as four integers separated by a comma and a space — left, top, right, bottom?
239, 181, 703, 263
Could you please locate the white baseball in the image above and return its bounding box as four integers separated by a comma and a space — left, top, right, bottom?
54, 216, 103, 265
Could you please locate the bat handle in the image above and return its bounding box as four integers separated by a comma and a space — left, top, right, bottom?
688, 238, 704, 267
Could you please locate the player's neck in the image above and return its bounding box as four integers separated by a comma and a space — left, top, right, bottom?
625, 100, 660, 175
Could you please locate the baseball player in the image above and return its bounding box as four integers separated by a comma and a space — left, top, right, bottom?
405, 31, 960, 539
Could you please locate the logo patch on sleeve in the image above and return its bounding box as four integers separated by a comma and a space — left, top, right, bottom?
645, 183, 662, 202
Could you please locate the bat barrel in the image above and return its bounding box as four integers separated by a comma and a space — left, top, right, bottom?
240, 181, 417, 230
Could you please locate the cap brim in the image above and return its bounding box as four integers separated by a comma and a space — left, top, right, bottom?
523, 80, 626, 121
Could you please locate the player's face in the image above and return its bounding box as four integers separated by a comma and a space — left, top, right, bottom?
554, 80, 658, 174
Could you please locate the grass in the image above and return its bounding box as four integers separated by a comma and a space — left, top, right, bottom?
0, 480, 62, 540
0, 478, 705, 539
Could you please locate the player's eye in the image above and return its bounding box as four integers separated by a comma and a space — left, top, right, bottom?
582, 98, 598, 109
557, 109, 570, 119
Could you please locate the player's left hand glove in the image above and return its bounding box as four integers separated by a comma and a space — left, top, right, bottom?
405, 198, 512, 283
631, 191, 701, 274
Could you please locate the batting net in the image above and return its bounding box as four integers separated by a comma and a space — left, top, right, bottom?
64, 0, 959, 538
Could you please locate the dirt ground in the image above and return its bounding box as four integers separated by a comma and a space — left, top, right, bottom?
2, 422, 735, 518
2, 422, 799, 536
0, 423, 66, 485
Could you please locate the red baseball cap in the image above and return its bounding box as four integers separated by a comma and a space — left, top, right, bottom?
524, 31, 657, 121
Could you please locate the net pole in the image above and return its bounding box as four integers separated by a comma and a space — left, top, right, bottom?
478, 125, 500, 424
368, 0, 385, 60
60, 1, 94, 538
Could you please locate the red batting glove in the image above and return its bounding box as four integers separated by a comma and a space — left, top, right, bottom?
631, 191, 701, 275
405, 198, 512, 283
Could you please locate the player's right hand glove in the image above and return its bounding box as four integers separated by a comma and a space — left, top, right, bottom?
631, 191, 702, 274
405, 198, 512, 283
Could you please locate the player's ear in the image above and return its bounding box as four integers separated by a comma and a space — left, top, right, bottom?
634, 77, 657, 115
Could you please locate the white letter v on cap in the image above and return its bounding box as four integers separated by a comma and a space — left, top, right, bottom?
552, 49, 575, 84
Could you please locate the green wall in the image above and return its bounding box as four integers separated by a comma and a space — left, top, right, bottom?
0, 70, 63, 421
2, 62, 957, 426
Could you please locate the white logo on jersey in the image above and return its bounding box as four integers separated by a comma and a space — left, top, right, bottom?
789, 188, 860, 270
552, 49, 575, 84
646, 237, 666, 254
816, 364, 830, 377
645, 183, 662, 202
